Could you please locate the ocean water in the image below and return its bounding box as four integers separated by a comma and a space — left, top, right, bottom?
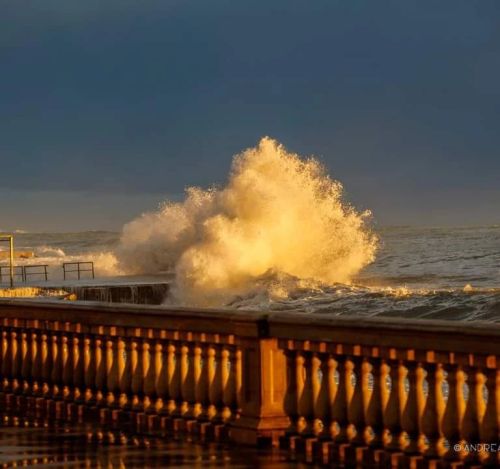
2, 226, 500, 322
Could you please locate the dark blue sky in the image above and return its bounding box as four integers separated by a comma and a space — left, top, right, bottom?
1, 0, 499, 231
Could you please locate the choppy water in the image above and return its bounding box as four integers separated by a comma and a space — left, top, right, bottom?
2, 226, 500, 321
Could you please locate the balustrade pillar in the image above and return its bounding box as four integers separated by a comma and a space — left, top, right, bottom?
461, 367, 485, 464
83, 336, 96, 405
61, 334, 73, 400
312, 353, 329, 436
30, 331, 41, 396
365, 358, 384, 448
167, 342, 180, 415
1, 330, 12, 392
142, 339, 155, 413
11, 329, 21, 394
440, 365, 463, 461
421, 363, 440, 457
20, 331, 30, 395
346, 356, 366, 445
296, 351, 313, 434
221, 347, 236, 422
480, 367, 499, 466
230, 338, 289, 445
153, 340, 167, 414
118, 337, 131, 410
401, 362, 420, 454
331, 356, 348, 443
130, 338, 143, 411
189, 344, 202, 418
207, 345, 219, 421
51, 333, 63, 400
94, 336, 107, 407
179, 343, 190, 416
40, 333, 51, 398
195, 344, 210, 421
106, 337, 119, 408
73, 335, 84, 403
383, 361, 403, 451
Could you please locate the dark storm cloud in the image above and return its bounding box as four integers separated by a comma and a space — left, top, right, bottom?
1, 0, 499, 228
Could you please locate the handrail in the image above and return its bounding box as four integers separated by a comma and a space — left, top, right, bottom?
62, 261, 94, 280
0, 298, 498, 467
0, 266, 24, 283
23, 264, 49, 282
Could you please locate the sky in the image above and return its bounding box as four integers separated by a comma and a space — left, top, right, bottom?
1, 0, 499, 231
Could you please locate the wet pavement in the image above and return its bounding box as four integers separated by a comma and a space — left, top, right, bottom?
0, 416, 312, 468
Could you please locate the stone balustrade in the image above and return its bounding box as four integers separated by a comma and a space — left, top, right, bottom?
0, 299, 498, 468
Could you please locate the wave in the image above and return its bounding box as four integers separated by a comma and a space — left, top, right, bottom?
116, 137, 378, 306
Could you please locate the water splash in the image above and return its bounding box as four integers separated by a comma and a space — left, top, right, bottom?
116, 138, 378, 306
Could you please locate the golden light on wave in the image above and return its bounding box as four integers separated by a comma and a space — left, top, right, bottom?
116, 137, 378, 306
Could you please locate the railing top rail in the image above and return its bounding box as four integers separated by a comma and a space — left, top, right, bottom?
0, 298, 499, 354
268, 311, 500, 355
0, 298, 267, 338
63, 261, 93, 266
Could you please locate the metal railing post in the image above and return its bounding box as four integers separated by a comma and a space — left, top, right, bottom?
9, 236, 14, 288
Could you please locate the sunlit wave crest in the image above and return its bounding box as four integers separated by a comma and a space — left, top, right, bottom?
116, 137, 378, 306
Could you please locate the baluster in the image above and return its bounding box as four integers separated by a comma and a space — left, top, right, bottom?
461, 366, 483, 464
190, 344, 203, 419
40, 332, 51, 398
207, 344, 220, 421
421, 363, 440, 457
30, 331, 41, 396
283, 350, 298, 433
346, 356, 366, 445
221, 347, 236, 422
20, 331, 31, 395
142, 339, 155, 413
51, 333, 63, 400
167, 342, 180, 415
383, 360, 403, 451
331, 356, 348, 443
218, 346, 230, 422
83, 336, 96, 405
296, 351, 314, 434
11, 329, 21, 394
235, 347, 242, 415
73, 335, 84, 404
130, 338, 143, 411
401, 361, 420, 454
1, 330, 12, 392
179, 343, 190, 416
118, 337, 131, 410
312, 353, 328, 436
106, 337, 119, 408
480, 367, 499, 466
95, 336, 107, 407
61, 334, 73, 401
366, 358, 384, 448
441, 365, 464, 461
195, 344, 209, 421
153, 340, 167, 414
183, 343, 197, 420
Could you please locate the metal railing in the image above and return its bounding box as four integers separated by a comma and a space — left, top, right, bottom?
63, 261, 95, 280
0, 266, 24, 284
0, 235, 14, 288
23, 264, 49, 282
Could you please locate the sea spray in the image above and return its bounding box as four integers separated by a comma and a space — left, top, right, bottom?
116, 137, 378, 306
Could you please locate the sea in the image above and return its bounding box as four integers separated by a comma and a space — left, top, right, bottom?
1, 225, 500, 322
